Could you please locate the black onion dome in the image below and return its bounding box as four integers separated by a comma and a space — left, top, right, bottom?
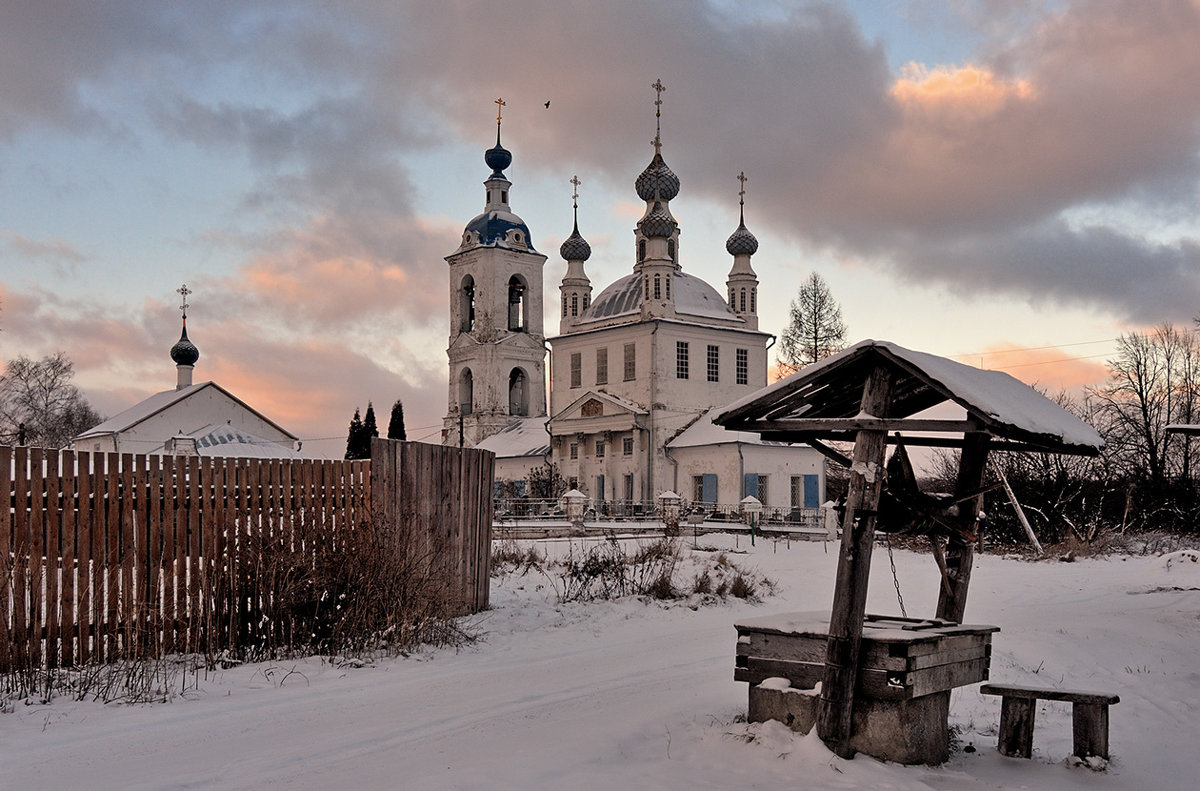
638, 200, 677, 238
484, 132, 512, 177
170, 325, 199, 366
559, 222, 592, 261
635, 152, 680, 202
726, 218, 759, 256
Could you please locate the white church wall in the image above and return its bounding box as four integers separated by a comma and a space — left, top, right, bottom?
112, 387, 293, 455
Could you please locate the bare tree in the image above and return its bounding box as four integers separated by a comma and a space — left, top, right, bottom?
777, 272, 847, 375
0, 352, 103, 448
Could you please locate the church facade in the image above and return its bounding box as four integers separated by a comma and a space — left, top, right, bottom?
443, 90, 824, 514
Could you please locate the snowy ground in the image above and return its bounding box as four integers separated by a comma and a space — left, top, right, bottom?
4, 535, 1199, 790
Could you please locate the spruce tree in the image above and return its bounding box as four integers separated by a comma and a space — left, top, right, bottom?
345, 407, 364, 460
387, 398, 407, 440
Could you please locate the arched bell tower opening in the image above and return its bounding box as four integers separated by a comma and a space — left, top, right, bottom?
508, 367, 528, 416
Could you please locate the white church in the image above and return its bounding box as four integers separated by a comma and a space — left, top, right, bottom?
442, 86, 825, 516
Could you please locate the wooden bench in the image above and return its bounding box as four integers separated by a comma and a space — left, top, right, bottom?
980, 683, 1119, 760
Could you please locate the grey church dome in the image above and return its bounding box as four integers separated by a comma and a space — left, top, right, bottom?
559, 223, 591, 261
484, 133, 512, 178
635, 152, 680, 202
170, 325, 199, 366
638, 200, 676, 238
725, 218, 759, 256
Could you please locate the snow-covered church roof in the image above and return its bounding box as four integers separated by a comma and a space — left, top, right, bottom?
579, 272, 738, 325
474, 417, 551, 459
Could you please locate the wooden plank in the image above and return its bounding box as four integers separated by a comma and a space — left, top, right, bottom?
997, 696, 1036, 758
60, 450, 77, 667
29, 448, 45, 669
146, 453, 161, 658
746, 417, 981, 435
103, 453, 120, 662
818, 365, 894, 756
0, 446, 12, 672
130, 453, 147, 657
12, 447, 30, 672
1072, 702, 1111, 759
90, 452, 109, 663
742, 630, 992, 671
936, 432, 989, 623
75, 451, 93, 666
980, 684, 1119, 706
44, 450, 62, 668
159, 455, 176, 655
119, 454, 135, 659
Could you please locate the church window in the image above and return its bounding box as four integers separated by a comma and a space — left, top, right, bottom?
729, 288, 736, 309
638, 239, 646, 262
740, 288, 746, 313
668, 239, 675, 261
596, 347, 608, 385
665, 274, 670, 299
507, 275, 527, 331
707, 345, 719, 382
676, 341, 689, 379
654, 274, 661, 300
562, 294, 568, 317
569, 476, 578, 490
595, 440, 605, 458
583, 293, 589, 310
623, 343, 636, 381
623, 436, 633, 456
571, 294, 579, 317
508, 368, 528, 416
736, 348, 748, 385
570, 352, 582, 388
501, 189, 508, 203
644, 275, 650, 299
570, 443, 579, 460
624, 473, 634, 501
460, 275, 476, 332
750, 288, 756, 312
459, 368, 474, 415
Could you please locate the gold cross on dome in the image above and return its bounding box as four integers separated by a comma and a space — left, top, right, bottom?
737, 171, 748, 205
494, 97, 506, 126
176, 283, 192, 316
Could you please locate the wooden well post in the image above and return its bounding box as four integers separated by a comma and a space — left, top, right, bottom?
936, 432, 989, 623
816, 365, 892, 757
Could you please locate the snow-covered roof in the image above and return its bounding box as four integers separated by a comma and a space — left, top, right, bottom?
578, 271, 738, 325
75, 381, 298, 441
716, 339, 1104, 454
667, 406, 783, 449
474, 417, 551, 459
155, 423, 306, 459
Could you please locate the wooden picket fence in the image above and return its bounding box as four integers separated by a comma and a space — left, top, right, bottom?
0, 439, 493, 673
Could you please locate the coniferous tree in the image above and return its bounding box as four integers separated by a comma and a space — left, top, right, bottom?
363, 402, 379, 447
387, 398, 407, 440
777, 272, 847, 376
345, 407, 365, 460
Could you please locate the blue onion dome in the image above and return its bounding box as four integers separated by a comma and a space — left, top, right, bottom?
559, 221, 592, 261
638, 200, 677, 238
635, 152, 680, 201
726, 217, 759, 256
484, 131, 512, 177
170, 324, 199, 366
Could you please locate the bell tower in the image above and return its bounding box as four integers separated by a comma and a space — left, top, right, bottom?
443, 99, 548, 447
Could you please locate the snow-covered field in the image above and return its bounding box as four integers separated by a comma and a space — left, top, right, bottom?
4, 535, 1198, 790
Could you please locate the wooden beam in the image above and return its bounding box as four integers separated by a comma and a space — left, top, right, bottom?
744, 417, 981, 434
817, 364, 893, 758
936, 432, 989, 623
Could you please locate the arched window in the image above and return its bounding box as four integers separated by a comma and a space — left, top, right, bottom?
645, 275, 650, 299
740, 288, 747, 312
571, 293, 579, 317
654, 274, 661, 300
459, 368, 474, 415
638, 239, 646, 262
582, 293, 589, 310
729, 288, 736, 309
750, 288, 756, 312
508, 368, 528, 416
508, 275, 527, 331
562, 294, 568, 317
665, 274, 671, 299
667, 239, 675, 261
460, 275, 476, 332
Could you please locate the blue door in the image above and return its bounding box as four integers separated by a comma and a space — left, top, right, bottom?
803, 474, 820, 508
701, 473, 717, 505
743, 473, 759, 499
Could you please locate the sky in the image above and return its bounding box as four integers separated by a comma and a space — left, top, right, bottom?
2, 0, 1199, 456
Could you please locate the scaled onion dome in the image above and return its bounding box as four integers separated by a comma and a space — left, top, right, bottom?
638, 200, 677, 239
725, 215, 759, 256
484, 132, 512, 178
559, 221, 592, 261
170, 324, 199, 367
635, 152, 680, 202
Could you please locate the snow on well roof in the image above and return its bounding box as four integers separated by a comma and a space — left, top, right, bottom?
474, 417, 551, 459
715, 339, 1104, 454
667, 406, 783, 449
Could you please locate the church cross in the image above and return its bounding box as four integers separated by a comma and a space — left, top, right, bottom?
494, 97, 506, 127
737, 171, 748, 206
177, 283, 192, 318
651, 78, 666, 155
570, 175, 581, 209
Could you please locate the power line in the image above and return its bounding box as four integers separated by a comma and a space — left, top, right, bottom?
954, 337, 1118, 359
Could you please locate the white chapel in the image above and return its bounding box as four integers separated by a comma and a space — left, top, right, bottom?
442, 87, 825, 515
